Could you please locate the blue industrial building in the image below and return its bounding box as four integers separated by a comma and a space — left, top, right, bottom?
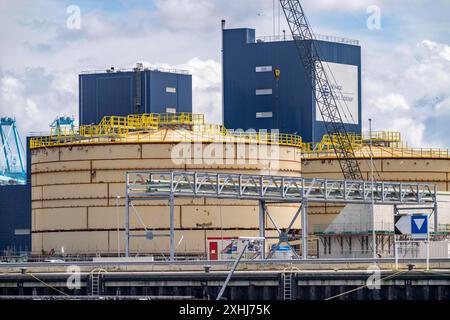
223, 28, 362, 142
0, 122, 31, 256
79, 64, 193, 125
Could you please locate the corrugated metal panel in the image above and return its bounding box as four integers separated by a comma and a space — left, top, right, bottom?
79, 70, 193, 125
0, 185, 31, 253
178, 74, 193, 113
223, 28, 362, 142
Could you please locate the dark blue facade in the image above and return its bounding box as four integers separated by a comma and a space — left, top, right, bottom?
0, 137, 32, 256
79, 69, 192, 125
0, 184, 31, 254
223, 28, 362, 142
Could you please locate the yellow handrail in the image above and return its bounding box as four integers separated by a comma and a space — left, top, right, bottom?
29, 114, 450, 159
30, 113, 305, 149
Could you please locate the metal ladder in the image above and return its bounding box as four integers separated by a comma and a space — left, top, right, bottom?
282, 272, 293, 300
90, 268, 106, 297
282, 267, 300, 300
91, 273, 100, 296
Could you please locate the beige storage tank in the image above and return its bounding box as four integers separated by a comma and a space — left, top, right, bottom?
31, 123, 303, 256
302, 144, 450, 232
31, 115, 450, 256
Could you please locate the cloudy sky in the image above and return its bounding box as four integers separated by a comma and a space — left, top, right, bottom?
0, 0, 449, 148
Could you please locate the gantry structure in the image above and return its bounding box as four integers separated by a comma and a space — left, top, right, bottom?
125, 171, 437, 260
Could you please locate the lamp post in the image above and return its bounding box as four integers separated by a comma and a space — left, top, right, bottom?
116, 196, 121, 257
369, 118, 376, 259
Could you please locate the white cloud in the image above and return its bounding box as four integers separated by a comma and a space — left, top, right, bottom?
1, 0, 450, 151
391, 118, 426, 148
180, 58, 222, 124
306, 0, 375, 12
370, 94, 410, 112
363, 39, 450, 148
139, 57, 222, 124
419, 40, 450, 61
0, 69, 77, 137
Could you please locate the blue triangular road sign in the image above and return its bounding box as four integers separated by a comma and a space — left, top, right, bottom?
411, 216, 427, 234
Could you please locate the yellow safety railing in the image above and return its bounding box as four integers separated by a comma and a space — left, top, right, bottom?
156, 113, 204, 126
29, 128, 305, 149
301, 132, 450, 159
96, 113, 204, 131
30, 113, 305, 149
29, 115, 450, 159
362, 131, 401, 143
302, 145, 450, 159
195, 124, 304, 147
302, 133, 363, 153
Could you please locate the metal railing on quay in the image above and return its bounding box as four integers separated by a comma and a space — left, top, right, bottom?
313, 223, 395, 235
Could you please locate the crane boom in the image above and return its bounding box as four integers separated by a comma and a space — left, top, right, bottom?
280, 0, 363, 180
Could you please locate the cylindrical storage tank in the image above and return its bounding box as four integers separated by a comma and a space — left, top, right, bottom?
31, 130, 303, 256
302, 146, 450, 232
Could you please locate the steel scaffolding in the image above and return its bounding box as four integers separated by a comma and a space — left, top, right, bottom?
125, 171, 437, 260
0, 117, 26, 185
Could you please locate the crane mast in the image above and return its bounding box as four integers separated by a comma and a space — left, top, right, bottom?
280, 0, 363, 180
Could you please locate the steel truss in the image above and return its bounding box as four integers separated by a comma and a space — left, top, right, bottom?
125, 171, 437, 260
0, 117, 26, 184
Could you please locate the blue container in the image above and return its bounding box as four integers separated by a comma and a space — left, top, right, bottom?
271, 245, 291, 251
271, 245, 293, 260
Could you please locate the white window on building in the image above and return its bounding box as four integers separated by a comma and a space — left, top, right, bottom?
256, 66, 273, 73
14, 229, 30, 235
256, 112, 273, 119
256, 89, 273, 96
166, 87, 177, 93
166, 107, 177, 114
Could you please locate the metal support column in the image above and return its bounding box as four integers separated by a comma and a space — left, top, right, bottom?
125, 196, 130, 258
434, 185, 438, 237
393, 205, 398, 269
259, 201, 266, 259
302, 200, 308, 260
169, 194, 175, 261
216, 241, 249, 300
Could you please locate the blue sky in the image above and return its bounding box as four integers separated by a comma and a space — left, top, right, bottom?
0, 0, 449, 148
